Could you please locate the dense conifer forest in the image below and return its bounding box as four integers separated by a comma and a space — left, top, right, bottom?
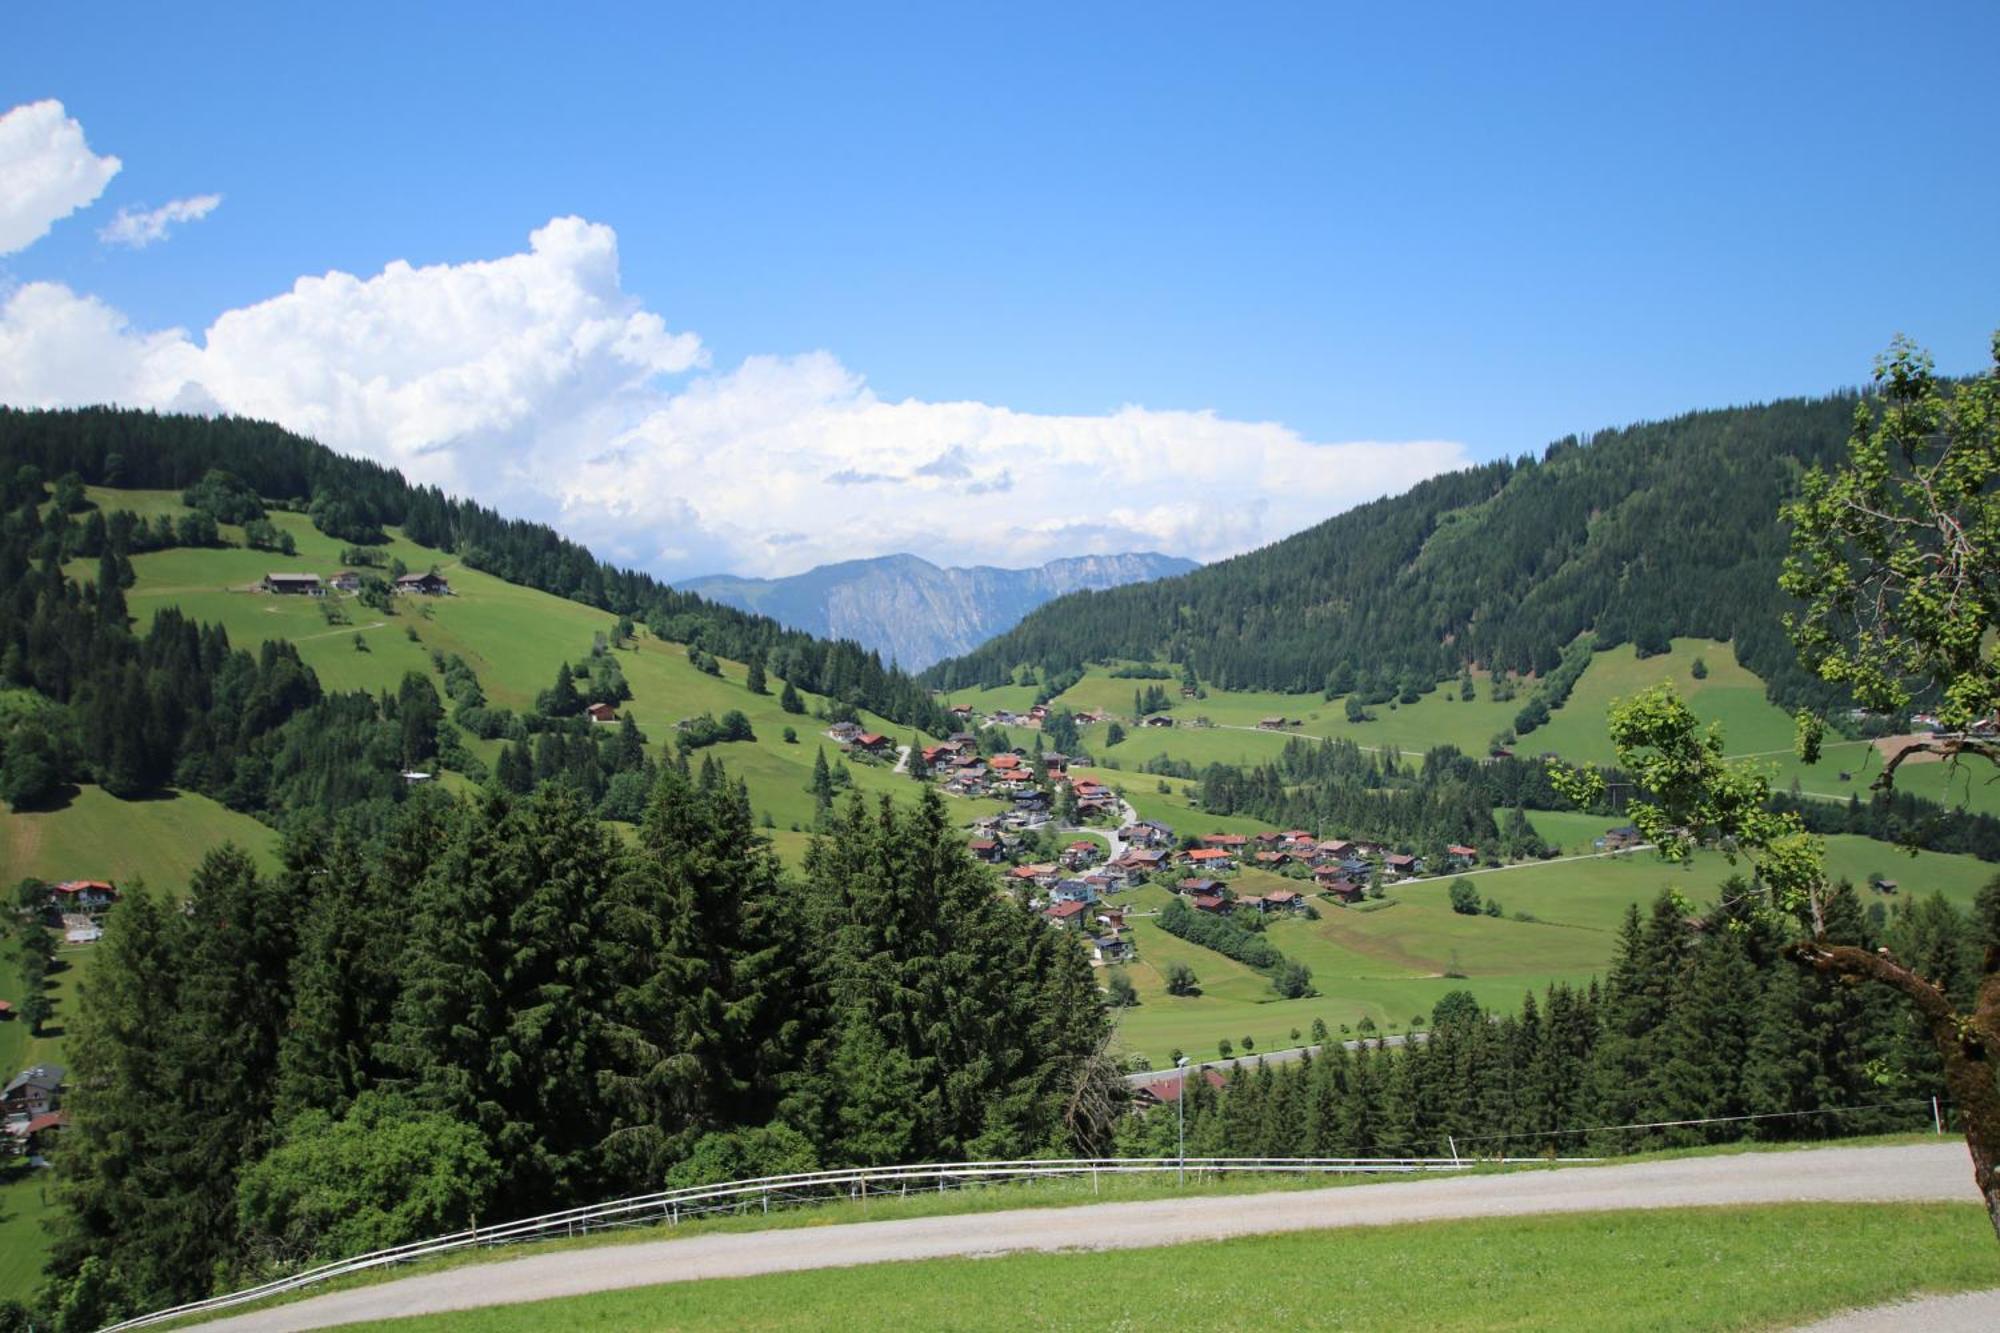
33, 781, 1110, 1324
925, 393, 1864, 707
1120, 881, 1997, 1161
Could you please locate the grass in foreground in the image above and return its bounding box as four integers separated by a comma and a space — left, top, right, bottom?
348, 1202, 2000, 1332
133, 1136, 1943, 1329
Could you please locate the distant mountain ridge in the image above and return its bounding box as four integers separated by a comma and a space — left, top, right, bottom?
679, 552, 1198, 669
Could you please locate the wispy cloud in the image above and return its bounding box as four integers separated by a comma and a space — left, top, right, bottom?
0, 100, 121, 255
98, 193, 223, 248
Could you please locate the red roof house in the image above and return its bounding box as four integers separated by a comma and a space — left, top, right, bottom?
1133, 1069, 1228, 1106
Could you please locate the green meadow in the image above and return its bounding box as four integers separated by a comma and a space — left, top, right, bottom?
53, 489, 998, 843
1098, 829, 1996, 1065
13, 490, 2000, 1121
337, 1202, 2000, 1333
1030, 636, 2000, 822
0, 785, 283, 1292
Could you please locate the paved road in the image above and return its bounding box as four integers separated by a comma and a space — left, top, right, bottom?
1793, 1289, 2000, 1332
1053, 797, 1138, 865
1391, 842, 1654, 888
1122, 1033, 1421, 1086
189, 1143, 1979, 1332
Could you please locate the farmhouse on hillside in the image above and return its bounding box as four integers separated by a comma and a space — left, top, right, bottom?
260, 572, 325, 596
2, 1064, 65, 1122
394, 571, 452, 595
53, 880, 119, 913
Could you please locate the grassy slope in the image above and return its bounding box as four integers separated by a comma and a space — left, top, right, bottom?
340, 1202, 2000, 1333
1053, 637, 2000, 821
1, 490, 1006, 1304
0, 786, 282, 1301
1031, 636, 2000, 1059
1099, 830, 1995, 1065
24, 499, 1997, 1070
0, 1169, 55, 1307
58, 490, 998, 839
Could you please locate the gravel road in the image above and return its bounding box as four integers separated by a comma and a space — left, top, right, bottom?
188, 1142, 1982, 1331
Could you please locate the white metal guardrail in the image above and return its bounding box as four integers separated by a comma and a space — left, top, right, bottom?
99, 1154, 1593, 1330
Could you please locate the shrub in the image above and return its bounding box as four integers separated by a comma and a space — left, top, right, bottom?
236, 1093, 496, 1265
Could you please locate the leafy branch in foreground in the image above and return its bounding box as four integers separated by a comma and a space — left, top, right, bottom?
1780, 331, 2000, 785
1556, 330, 2000, 1243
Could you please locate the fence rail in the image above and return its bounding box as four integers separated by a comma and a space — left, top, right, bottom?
99, 1154, 1591, 1331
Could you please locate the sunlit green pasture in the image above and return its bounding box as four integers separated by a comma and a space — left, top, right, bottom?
348, 1203, 2000, 1333
55, 490, 1006, 844
1105, 831, 1997, 1064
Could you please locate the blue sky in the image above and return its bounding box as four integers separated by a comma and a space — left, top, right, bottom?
3, 2, 1996, 577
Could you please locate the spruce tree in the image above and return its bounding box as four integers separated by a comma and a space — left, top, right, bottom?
605, 766, 808, 1179
381, 786, 624, 1213
51, 885, 184, 1311
1655, 911, 1763, 1142
800, 789, 1107, 1164
810, 746, 834, 824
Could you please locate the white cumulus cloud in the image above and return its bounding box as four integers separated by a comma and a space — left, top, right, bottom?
98, 193, 223, 248
0, 216, 1469, 578
0, 100, 122, 255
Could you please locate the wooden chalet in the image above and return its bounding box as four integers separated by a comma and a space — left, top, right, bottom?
394, 571, 452, 595
260, 572, 324, 596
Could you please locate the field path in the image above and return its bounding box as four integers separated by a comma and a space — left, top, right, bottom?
186, 1143, 1980, 1332
290, 620, 389, 643
1209, 722, 1421, 757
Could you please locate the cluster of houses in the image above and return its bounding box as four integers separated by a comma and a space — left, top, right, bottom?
910, 734, 1122, 820
5, 883, 97, 1160
1162, 831, 1481, 902
3, 1064, 65, 1163
998, 841, 1137, 965
998, 820, 1491, 930
260, 570, 452, 597
940, 702, 1113, 731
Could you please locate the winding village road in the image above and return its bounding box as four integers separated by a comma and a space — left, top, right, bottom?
187, 1143, 1987, 1332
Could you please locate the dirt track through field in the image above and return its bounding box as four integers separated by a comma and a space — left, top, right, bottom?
188, 1143, 1983, 1331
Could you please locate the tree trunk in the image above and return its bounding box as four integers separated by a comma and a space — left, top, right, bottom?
1792, 941, 2000, 1242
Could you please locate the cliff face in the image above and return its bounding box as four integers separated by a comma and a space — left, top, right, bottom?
679, 552, 1197, 669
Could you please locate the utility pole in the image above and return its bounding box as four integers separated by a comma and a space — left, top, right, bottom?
1176, 1054, 1191, 1185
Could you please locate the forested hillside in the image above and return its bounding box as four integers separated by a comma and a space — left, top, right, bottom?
0, 408, 949, 734
926, 394, 1862, 707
